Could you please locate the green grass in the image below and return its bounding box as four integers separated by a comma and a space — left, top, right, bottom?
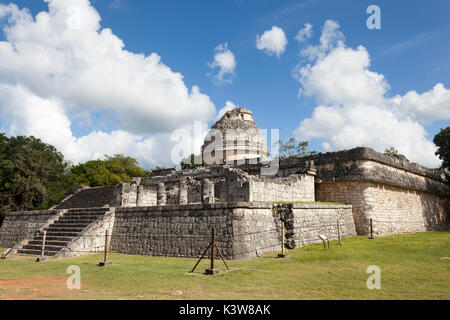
0, 231, 449, 300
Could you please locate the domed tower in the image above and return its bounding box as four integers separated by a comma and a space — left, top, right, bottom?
202, 107, 269, 164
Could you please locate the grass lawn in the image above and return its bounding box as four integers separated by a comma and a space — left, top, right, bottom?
0, 231, 449, 300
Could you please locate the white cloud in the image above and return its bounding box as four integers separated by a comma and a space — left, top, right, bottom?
0, 83, 159, 167
256, 26, 287, 57
389, 83, 450, 123
208, 43, 236, 84
295, 23, 313, 43
0, 0, 217, 169
0, 1, 215, 134
293, 20, 448, 168
300, 20, 344, 61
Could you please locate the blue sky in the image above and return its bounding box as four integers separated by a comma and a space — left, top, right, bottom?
0, 0, 449, 169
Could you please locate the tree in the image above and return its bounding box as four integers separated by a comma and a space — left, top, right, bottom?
180, 154, 203, 170
0, 135, 70, 213
275, 138, 317, 157
67, 154, 152, 187
433, 127, 450, 174
384, 146, 400, 158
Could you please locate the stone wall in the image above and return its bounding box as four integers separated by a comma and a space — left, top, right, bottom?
316, 181, 449, 236
0, 210, 62, 248
110, 202, 355, 260
291, 203, 356, 245
270, 147, 450, 236
231, 203, 280, 259
248, 173, 315, 202
110, 204, 235, 258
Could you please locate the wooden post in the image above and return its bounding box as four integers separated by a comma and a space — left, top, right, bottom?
277, 221, 288, 258
99, 230, 112, 266
337, 220, 343, 245
36, 231, 48, 262
192, 226, 230, 275
210, 227, 215, 270
41, 230, 47, 258
190, 242, 212, 273
369, 219, 374, 239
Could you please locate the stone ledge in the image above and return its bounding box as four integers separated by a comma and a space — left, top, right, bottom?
115, 202, 273, 213
291, 203, 352, 209
280, 147, 447, 183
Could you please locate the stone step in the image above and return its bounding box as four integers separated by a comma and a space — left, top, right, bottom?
64, 211, 108, 217
34, 235, 76, 242
43, 231, 80, 237
46, 226, 86, 231
22, 244, 64, 251
48, 222, 92, 228
16, 248, 60, 256
28, 239, 71, 247
58, 217, 103, 223
57, 217, 100, 223
67, 208, 110, 213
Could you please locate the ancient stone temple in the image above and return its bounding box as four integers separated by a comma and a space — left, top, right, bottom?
201, 107, 269, 164
0, 107, 448, 260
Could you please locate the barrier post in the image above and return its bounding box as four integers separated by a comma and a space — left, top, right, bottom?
278, 221, 288, 258
99, 230, 112, 266
368, 219, 374, 239
36, 231, 48, 262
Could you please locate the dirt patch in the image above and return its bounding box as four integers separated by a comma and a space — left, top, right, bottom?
0, 276, 71, 300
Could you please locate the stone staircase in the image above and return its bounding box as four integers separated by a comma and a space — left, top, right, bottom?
54, 186, 116, 210
17, 208, 110, 256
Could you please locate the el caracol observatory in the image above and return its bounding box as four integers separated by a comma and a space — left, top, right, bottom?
201, 107, 269, 164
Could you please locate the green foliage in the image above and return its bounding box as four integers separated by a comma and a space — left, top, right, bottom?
67, 154, 152, 187
180, 154, 203, 170
275, 138, 317, 157
0, 134, 153, 212
384, 146, 400, 158
433, 127, 450, 173
0, 134, 70, 213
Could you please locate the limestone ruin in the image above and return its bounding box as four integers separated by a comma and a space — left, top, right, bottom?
0, 107, 448, 260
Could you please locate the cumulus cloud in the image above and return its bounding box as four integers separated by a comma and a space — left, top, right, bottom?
300, 20, 344, 61
208, 43, 236, 84
389, 83, 450, 122
295, 23, 313, 43
293, 20, 449, 168
256, 26, 287, 57
0, 0, 216, 168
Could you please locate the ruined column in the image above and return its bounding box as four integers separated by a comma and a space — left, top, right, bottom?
136, 185, 144, 207
157, 183, 166, 206
178, 178, 188, 205
202, 179, 215, 204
